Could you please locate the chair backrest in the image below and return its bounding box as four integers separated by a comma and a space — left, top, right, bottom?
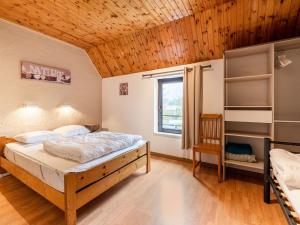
199, 114, 223, 145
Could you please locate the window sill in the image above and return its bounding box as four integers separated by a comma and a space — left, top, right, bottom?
153, 131, 181, 139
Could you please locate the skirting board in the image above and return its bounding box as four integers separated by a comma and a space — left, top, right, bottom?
151, 152, 217, 168
151, 151, 192, 163
151, 152, 262, 178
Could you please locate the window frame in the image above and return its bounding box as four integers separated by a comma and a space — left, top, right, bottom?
157, 77, 183, 134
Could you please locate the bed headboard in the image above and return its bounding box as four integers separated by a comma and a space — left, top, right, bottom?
0, 137, 16, 156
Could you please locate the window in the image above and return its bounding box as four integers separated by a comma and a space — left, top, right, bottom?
158, 77, 183, 134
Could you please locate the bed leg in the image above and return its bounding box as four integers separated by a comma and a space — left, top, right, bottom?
0, 158, 9, 178
264, 179, 270, 204
146, 141, 151, 173
264, 138, 271, 204
65, 173, 77, 225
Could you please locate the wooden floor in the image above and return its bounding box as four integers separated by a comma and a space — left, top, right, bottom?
0, 156, 287, 225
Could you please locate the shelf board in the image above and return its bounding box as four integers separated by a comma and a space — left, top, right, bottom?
225, 44, 272, 58
274, 120, 300, 124
224, 106, 272, 109
225, 131, 271, 139
225, 74, 272, 82
225, 160, 264, 173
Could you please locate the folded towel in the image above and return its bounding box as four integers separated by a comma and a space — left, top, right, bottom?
225, 142, 252, 155
270, 148, 300, 189
225, 152, 256, 163
44, 131, 143, 163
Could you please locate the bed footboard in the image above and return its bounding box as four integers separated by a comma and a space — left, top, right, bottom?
263, 138, 300, 225
64, 141, 150, 225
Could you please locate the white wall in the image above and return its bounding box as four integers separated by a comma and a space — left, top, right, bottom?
102, 59, 224, 162
0, 19, 101, 136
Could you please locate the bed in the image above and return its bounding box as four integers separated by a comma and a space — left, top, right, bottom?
264, 138, 300, 225
0, 133, 150, 225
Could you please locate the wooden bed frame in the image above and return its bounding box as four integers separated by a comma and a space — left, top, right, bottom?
0, 141, 150, 225
264, 138, 300, 225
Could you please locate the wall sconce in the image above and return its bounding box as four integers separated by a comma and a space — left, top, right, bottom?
20, 102, 40, 116
58, 103, 72, 109
57, 103, 73, 114
21, 102, 38, 108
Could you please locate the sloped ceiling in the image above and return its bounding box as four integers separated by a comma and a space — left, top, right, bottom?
0, 0, 300, 77
0, 0, 223, 47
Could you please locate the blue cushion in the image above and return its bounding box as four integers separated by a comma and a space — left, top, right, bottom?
225, 142, 252, 155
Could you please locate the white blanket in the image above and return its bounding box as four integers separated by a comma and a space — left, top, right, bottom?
270, 148, 300, 189
44, 131, 143, 163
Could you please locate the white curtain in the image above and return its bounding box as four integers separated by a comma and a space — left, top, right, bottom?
181, 66, 203, 149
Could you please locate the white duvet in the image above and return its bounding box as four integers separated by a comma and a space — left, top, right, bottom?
270, 148, 300, 189
44, 131, 143, 163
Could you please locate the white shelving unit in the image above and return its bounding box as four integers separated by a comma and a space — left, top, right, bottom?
222, 37, 300, 180
225, 131, 271, 139
224, 106, 272, 108
274, 120, 300, 123
274, 39, 300, 152
225, 73, 272, 82
224, 110, 273, 123
225, 160, 264, 173
223, 43, 274, 179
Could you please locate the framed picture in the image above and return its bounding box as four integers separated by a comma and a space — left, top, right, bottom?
119, 83, 128, 95
21, 61, 71, 84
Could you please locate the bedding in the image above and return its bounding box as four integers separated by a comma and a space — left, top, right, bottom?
271, 157, 300, 217
225, 142, 252, 155
270, 149, 300, 189
14, 131, 59, 144
4, 139, 146, 192
225, 152, 256, 162
53, 125, 90, 137
44, 131, 143, 163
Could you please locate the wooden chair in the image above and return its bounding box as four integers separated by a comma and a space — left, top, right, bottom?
193, 114, 223, 182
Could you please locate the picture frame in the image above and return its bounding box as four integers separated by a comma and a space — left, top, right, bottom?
21, 61, 71, 84
119, 83, 128, 95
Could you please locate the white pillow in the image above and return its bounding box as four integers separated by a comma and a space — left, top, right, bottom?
53, 125, 90, 137
14, 131, 59, 144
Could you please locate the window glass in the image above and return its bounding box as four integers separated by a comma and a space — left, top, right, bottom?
158, 77, 183, 134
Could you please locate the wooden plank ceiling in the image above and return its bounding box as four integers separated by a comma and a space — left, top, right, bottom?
0, 0, 300, 78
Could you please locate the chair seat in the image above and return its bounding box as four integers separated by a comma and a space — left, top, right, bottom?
193, 143, 222, 154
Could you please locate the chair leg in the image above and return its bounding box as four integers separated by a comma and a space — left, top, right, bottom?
218, 152, 222, 183
223, 157, 226, 181
199, 152, 201, 167
193, 149, 196, 177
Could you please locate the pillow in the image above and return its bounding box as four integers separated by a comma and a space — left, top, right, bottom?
53, 125, 90, 137
14, 131, 59, 144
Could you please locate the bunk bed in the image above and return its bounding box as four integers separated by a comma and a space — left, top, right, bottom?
264, 138, 300, 225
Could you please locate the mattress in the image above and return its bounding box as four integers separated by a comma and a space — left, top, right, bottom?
271, 158, 300, 217
4, 140, 146, 192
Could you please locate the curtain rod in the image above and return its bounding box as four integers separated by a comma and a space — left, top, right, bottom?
142, 64, 211, 79
200, 64, 212, 69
